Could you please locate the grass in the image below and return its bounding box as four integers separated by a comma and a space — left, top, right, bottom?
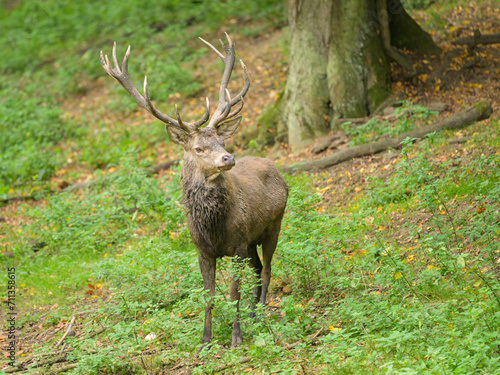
1, 0, 500, 374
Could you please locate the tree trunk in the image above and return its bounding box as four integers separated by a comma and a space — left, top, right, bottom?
327, 0, 391, 120
284, 0, 391, 151
283, 0, 439, 152
283, 0, 333, 151
389, 0, 441, 56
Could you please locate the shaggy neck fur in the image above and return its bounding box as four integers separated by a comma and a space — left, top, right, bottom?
181, 159, 229, 250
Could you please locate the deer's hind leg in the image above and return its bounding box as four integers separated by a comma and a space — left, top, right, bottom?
247, 243, 262, 318
260, 218, 283, 305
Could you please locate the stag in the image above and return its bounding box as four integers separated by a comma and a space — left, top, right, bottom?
100, 34, 288, 350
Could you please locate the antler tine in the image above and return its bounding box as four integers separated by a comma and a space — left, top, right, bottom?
121, 45, 131, 75
226, 97, 244, 120
112, 42, 120, 71
199, 37, 225, 61
208, 89, 233, 128
190, 97, 211, 129
230, 60, 250, 106
222, 89, 232, 119
175, 105, 185, 128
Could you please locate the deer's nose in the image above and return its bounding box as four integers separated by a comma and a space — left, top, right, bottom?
222, 155, 235, 166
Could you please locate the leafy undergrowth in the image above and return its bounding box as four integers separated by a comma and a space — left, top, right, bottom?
342, 102, 439, 146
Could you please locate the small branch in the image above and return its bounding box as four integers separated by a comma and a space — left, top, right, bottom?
55, 316, 76, 347
448, 136, 471, 145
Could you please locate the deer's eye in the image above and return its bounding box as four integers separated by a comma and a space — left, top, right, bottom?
195, 147, 204, 153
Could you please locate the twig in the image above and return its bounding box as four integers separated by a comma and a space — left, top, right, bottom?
55, 316, 76, 347
4, 354, 68, 373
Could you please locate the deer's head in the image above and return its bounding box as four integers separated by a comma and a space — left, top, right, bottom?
100, 33, 250, 181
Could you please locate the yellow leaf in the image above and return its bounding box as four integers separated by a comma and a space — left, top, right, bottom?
427, 265, 435, 271
394, 272, 402, 280
329, 325, 341, 332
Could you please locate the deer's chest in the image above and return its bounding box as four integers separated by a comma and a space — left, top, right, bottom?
183, 183, 231, 255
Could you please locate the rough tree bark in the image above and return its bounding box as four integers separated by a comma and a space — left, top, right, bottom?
282, 0, 439, 152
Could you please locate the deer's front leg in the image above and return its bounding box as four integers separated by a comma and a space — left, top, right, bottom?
198, 253, 216, 355
230, 254, 246, 347
230, 272, 243, 347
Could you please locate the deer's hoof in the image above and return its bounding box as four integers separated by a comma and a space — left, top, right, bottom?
231, 335, 243, 348
196, 342, 211, 357
231, 326, 243, 348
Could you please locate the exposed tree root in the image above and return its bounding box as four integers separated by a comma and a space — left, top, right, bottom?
452, 30, 500, 47
281, 100, 492, 173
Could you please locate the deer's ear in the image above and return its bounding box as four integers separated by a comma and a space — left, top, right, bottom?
216, 116, 242, 139
166, 125, 188, 146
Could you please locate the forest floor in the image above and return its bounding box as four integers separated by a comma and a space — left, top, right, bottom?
1, 1, 500, 374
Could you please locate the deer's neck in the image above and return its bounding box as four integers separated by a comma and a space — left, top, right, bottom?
181, 162, 230, 250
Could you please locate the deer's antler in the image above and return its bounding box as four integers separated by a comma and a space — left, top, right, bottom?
100, 42, 210, 133
199, 33, 250, 129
